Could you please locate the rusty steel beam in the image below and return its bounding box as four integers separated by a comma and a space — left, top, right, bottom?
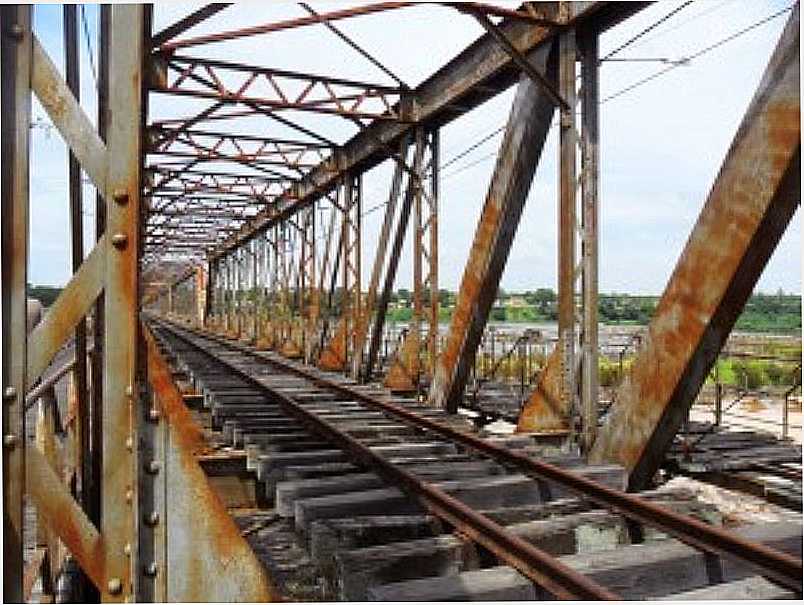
384, 127, 440, 391
64, 7, 93, 553
352, 136, 409, 379
158, 2, 418, 50
101, 6, 145, 600
149, 54, 408, 122
470, 10, 568, 110
428, 40, 557, 413
557, 28, 578, 431
141, 324, 279, 600
1, 6, 32, 599
362, 136, 426, 381
590, 5, 801, 490
208, 2, 646, 261
26, 448, 106, 590
579, 30, 600, 453
150, 3, 232, 48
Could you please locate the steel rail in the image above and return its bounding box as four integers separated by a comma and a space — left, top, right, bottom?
149, 316, 618, 600
163, 318, 803, 594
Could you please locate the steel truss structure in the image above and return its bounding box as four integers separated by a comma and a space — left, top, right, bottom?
2, 1, 800, 601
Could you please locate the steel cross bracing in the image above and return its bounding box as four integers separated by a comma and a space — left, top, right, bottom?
6, 1, 801, 602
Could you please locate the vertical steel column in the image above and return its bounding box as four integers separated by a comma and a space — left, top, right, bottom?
301, 205, 317, 362
64, 6, 92, 530
351, 136, 409, 379
250, 240, 257, 340
236, 247, 243, 336
411, 128, 426, 386
343, 174, 362, 371
385, 128, 431, 392
557, 29, 578, 433
363, 137, 425, 381
1, 6, 32, 600
255, 237, 264, 342
204, 260, 214, 326
272, 224, 282, 346
579, 31, 600, 453
224, 255, 231, 331
102, 5, 144, 600
426, 129, 440, 375
91, 3, 110, 540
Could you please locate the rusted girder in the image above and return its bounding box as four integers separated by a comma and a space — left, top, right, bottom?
428, 40, 557, 413
150, 3, 232, 48
208, 2, 646, 261
590, 5, 801, 490
141, 324, 279, 600
148, 54, 410, 122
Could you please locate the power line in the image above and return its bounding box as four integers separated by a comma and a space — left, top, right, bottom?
601, 0, 695, 61
439, 125, 506, 172
436, 1, 698, 173
438, 4, 794, 180
623, 0, 733, 51
602, 3, 794, 104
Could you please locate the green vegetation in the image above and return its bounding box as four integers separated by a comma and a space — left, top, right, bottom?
26, 280, 802, 336
27, 284, 61, 307
708, 357, 801, 390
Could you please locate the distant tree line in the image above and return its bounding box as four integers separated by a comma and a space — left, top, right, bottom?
27, 282, 801, 334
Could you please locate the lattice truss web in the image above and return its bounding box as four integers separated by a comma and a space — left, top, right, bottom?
141, 1, 558, 275
142, 3, 431, 273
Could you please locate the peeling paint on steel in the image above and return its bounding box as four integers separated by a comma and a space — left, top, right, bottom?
591, 6, 801, 490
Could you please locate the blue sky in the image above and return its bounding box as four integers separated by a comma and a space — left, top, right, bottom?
27, 1, 800, 296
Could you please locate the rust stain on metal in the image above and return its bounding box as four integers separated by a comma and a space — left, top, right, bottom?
383, 329, 420, 392
591, 7, 800, 488
318, 315, 349, 371
27, 447, 107, 590
145, 325, 205, 455
516, 343, 569, 432
143, 322, 280, 601
431, 197, 503, 403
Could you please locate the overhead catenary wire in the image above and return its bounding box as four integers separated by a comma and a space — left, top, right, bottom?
602, 3, 794, 103
438, 4, 795, 181
600, 0, 696, 61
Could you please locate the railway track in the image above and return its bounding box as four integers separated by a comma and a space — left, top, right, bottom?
146, 316, 803, 601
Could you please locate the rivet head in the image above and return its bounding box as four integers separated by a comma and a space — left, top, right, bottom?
125, 489, 133, 503
123, 543, 131, 556
146, 460, 160, 475
107, 578, 122, 595
111, 233, 128, 249
125, 385, 133, 397
145, 511, 160, 526
3, 434, 18, 449
3, 386, 17, 400
148, 408, 160, 422
113, 190, 129, 205
144, 562, 158, 578
125, 436, 133, 451
7, 24, 24, 40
